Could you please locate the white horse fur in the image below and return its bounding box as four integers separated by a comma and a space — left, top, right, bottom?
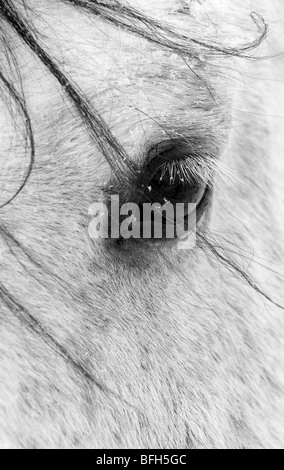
0, 0, 283, 449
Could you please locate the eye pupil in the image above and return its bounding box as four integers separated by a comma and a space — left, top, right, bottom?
152, 170, 186, 201
146, 153, 205, 205
136, 139, 212, 234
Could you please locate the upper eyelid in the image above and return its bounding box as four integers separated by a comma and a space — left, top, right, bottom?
155, 157, 214, 186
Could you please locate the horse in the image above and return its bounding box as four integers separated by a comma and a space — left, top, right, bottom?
0, 0, 283, 449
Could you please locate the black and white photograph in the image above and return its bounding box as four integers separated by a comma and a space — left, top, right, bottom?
0, 0, 283, 450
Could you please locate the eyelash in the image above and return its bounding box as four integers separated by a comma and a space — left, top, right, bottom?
157, 155, 216, 187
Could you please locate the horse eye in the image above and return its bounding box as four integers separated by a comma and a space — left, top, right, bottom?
150, 161, 206, 206
142, 141, 211, 222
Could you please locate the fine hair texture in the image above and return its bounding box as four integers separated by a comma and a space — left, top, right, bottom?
0, 1, 283, 445
0, 1, 281, 299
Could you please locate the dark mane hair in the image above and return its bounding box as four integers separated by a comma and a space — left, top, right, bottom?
0, 0, 282, 389
0, 0, 270, 210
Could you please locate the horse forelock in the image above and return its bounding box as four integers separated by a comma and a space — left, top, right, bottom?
0, 0, 283, 450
